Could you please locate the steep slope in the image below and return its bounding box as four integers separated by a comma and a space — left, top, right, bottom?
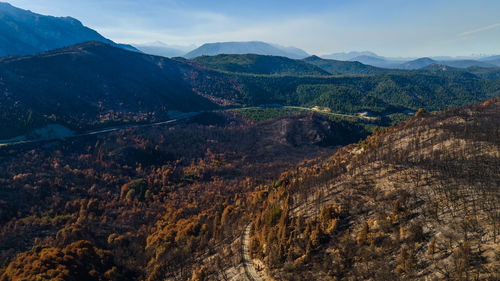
303, 55, 396, 75
0, 41, 242, 139
191, 54, 330, 76
0, 2, 138, 57
185, 41, 309, 59
249, 98, 500, 280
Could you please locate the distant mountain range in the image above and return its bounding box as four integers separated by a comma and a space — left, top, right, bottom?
184, 41, 309, 59
2, 1, 499, 71
346, 55, 400, 68
397, 57, 438, 70
397, 57, 497, 70
0, 2, 138, 57
321, 51, 381, 61
479, 55, 500, 67
439, 59, 496, 68
335, 52, 500, 70
133, 41, 196, 58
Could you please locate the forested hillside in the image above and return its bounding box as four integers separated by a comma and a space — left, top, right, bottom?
0, 112, 361, 280
230, 72, 500, 115
249, 98, 500, 280
1, 86, 498, 280
2, 1, 500, 280
0, 42, 241, 139
191, 54, 329, 76
303, 55, 396, 75
2, 42, 500, 142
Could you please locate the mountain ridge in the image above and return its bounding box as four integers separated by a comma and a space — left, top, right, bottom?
303, 55, 395, 75
322, 51, 380, 61
347, 54, 500, 70
0, 41, 243, 139
0, 2, 138, 57
190, 54, 330, 76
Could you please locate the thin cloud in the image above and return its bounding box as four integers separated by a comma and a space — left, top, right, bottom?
459, 22, 500, 37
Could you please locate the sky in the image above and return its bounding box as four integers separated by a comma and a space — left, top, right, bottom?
5, 0, 500, 57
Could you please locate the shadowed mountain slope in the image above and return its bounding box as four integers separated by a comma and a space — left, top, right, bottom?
0, 41, 242, 139
0, 2, 138, 57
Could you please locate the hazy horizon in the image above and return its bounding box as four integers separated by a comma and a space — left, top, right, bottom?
4, 0, 500, 57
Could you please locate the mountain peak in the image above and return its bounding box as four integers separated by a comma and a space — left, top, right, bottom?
322, 51, 380, 61
0, 2, 138, 57
0, 1, 15, 9
184, 41, 309, 59
190, 53, 329, 76
305, 55, 322, 60
414, 57, 436, 62
398, 57, 438, 70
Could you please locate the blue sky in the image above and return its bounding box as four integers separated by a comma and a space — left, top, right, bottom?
6, 0, 500, 57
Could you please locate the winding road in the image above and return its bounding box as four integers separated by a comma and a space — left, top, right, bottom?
0, 112, 200, 147
242, 224, 266, 281
0, 106, 365, 148
285, 106, 367, 119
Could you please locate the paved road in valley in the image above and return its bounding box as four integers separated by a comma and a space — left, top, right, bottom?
285, 106, 366, 119
0, 112, 200, 147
